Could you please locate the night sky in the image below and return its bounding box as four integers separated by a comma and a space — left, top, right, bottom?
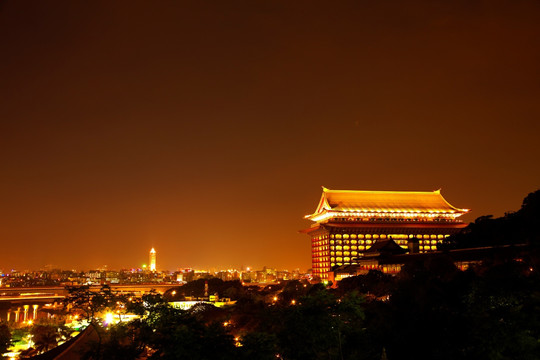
1, 0, 539, 272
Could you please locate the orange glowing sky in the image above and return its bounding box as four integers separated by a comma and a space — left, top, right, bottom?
1, 0, 539, 271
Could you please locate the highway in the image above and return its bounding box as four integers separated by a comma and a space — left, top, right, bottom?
0, 283, 177, 302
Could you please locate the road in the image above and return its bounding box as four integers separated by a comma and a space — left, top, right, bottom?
0, 284, 176, 302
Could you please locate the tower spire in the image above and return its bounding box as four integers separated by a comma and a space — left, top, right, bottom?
149, 248, 156, 271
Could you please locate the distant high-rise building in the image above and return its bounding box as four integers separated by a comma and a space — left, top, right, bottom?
149, 248, 157, 271
302, 187, 469, 280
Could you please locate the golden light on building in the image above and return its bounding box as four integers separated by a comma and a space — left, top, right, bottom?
149, 248, 157, 272
302, 187, 469, 280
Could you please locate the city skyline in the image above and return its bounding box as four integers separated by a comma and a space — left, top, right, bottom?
1, 1, 539, 271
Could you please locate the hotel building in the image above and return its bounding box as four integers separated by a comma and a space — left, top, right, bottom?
301, 187, 469, 280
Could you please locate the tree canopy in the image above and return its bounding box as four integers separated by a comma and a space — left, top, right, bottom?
442, 189, 540, 250
0, 323, 11, 356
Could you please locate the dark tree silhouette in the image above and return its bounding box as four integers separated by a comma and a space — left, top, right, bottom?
31, 324, 60, 354
64, 285, 136, 359
0, 322, 11, 356
441, 189, 540, 250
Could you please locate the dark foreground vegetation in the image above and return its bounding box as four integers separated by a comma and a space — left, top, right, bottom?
2, 190, 539, 360
74, 257, 539, 360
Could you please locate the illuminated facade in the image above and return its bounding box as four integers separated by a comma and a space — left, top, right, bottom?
150, 248, 157, 271
302, 187, 469, 280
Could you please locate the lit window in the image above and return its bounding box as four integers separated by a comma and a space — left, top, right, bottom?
344, 251, 350, 256
380, 234, 387, 239
359, 246, 365, 250
330, 240, 334, 245
358, 234, 365, 239
336, 257, 343, 262
351, 240, 357, 245
336, 246, 342, 251
344, 246, 350, 251
330, 252, 335, 256
344, 257, 350, 262
351, 234, 357, 239
351, 246, 357, 251
366, 240, 372, 245
373, 234, 379, 239
343, 234, 349, 239
336, 251, 343, 256
366, 234, 372, 239
431, 240, 437, 245
336, 234, 342, 239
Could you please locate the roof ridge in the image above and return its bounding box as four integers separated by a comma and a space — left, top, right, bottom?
323, 188, 442, 194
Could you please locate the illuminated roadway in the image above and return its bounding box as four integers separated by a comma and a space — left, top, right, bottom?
0, 284, 177, 302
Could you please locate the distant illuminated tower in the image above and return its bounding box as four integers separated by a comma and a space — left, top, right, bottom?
149, 248, 157, 271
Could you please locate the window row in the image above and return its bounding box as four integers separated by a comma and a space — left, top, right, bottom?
330, 233, 449, 240
420, 246, 438, 250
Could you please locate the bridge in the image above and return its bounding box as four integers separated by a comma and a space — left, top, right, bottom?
0, 284, 178, 323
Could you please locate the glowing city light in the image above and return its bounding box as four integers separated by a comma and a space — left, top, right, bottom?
104, 312, 114, 325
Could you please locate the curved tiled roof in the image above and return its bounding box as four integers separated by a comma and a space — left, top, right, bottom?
311, 187, 469, 215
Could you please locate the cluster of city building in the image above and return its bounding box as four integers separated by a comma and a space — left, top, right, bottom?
0, 265, 307, 288
1, 187, 482, 290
